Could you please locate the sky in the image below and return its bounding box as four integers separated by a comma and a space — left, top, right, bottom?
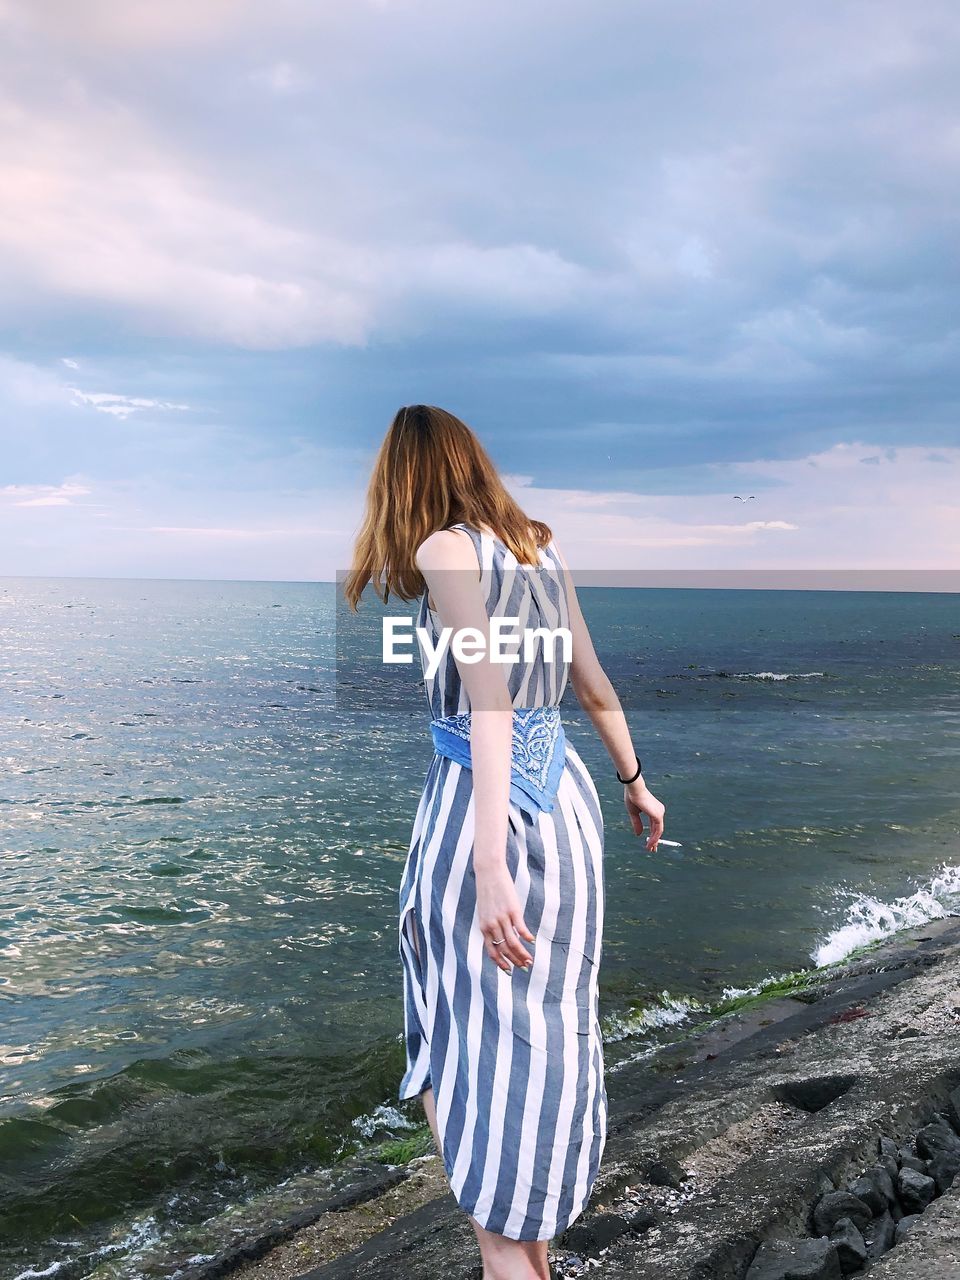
0, 0, 958, 579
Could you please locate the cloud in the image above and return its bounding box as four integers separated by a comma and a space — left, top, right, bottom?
0, 94, 372, 347
0, 353, 76, 408
0, 463, 359, 577
1, 0, 256, 49
0, 2, 958, 578
1, 481, 91, 507
69, 389, 192, 419
0, 0, 954, 369
0, 76, 606, 349
504, 442, 960, 570
1, 440, 955, 578
0, 47, 605, 350
141, 525, 305, 537
250, 62, 311, 95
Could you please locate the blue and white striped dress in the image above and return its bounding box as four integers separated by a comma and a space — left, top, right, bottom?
397, 522, 607, 1241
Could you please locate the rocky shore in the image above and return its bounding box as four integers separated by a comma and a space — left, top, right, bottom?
180, 915, 960, 1280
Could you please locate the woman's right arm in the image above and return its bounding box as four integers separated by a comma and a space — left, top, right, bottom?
415, 529, 535, 973
555, 547, 665, 852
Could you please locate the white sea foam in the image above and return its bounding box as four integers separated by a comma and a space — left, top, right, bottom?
603, 990, 706, 1043
609, 1040, 672, 1074
352, 1100, 421, 1137
718, 865, 960, 1004
613, 866, 960, 1063
13, 1213, 164, 1280
811, 864, 960, 967
732, 671, 825, 681
719, 977, 772, 1004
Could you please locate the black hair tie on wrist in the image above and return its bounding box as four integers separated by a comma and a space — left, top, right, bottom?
616, 756, 643, 784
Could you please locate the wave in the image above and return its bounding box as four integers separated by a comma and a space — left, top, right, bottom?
718, 865, 960, 1008
0, 1038, 406, 1280
591, 867, 960, 1049
811, 864, 960, 967
12, 1210, 166, 1280
602, 990, 706, 1043
670, 670, 829, 680
351, 1101, 421, 1141
671, 670, 827, 682
731, 671, 825, 681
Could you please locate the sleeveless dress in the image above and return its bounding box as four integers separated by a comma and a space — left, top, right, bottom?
397, 522, 607, 1242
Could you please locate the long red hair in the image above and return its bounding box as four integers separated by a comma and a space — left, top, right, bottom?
343, 405, 551, 608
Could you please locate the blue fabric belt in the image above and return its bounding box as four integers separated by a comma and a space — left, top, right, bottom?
429, 706, 566, 820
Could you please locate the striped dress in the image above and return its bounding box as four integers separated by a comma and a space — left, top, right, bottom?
397, 521, 607, 1242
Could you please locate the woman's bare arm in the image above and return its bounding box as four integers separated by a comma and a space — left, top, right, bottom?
555, 546, 665, 852
416, 529, 535, 972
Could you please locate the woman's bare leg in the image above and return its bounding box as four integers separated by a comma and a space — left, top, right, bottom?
419, 1086, 549, 1280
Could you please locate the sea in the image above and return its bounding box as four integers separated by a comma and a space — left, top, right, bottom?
1, 577, 958, 1279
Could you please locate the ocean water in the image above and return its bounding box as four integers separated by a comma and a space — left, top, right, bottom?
1, 577, 958, 1278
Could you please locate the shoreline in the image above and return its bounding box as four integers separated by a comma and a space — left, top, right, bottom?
11, 865, 958, 1279
170, 911, 960, 1280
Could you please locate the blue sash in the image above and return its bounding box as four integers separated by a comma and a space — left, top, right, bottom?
429, 706, 566, 820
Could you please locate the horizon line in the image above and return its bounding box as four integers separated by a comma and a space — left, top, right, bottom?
1, 571, 959, 593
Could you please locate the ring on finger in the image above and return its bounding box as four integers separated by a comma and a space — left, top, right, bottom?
491, 937, 505, 946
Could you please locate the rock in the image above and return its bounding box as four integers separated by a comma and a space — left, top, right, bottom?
814, 1171, 836, 1199
785, 1246, 843, 1280
847, 1177, 883, 1217
829, 1217, 867, 1275
915, 1116, 960, 1161
897, 1166, 936, 1214
849, 1172, 885, 1213
877, 1138, 899, 1182
948, 1084, 960, 1134
864, 1209, 896, 1262
746, 1237, 842, 1280
644, 1154, 688, 1188
928, 1146, 960, 1193
620, 1206, 658, 1236
870, 1162, 897, 1205
813, 1190, 873, 1234
895, 1214, 921, 1244
849, 1166, 894, 1215
899, 1151, 927, 1175
560, 1208, 655, 1252
879, 1135, 899, 1164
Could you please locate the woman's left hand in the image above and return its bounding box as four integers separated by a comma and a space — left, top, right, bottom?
624, 781, 665, 852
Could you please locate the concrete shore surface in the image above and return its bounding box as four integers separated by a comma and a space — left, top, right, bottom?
182, 915, 960, 1280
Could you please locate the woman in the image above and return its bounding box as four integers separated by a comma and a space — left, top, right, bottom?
345, 406, 664, 1280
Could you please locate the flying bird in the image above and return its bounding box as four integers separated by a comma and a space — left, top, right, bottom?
733, 495, 756, 501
